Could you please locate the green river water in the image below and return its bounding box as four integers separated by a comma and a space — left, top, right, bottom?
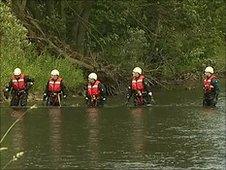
1, 85, 225, 169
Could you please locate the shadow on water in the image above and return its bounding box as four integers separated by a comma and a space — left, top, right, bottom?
0, 85, 225, 169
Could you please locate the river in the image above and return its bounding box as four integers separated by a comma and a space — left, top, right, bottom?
0, 85, 225, 169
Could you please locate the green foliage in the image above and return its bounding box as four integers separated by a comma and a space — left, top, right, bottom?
86, 0, 225, 78
100, 28, 149, 72
1, 0, 225, 88
0, 2, 29, 62
0, 2, 84, 92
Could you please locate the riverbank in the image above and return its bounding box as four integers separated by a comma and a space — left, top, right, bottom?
1, 1, 225, 102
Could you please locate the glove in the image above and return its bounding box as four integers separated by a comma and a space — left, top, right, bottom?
43, 93, 47, 101
148, 92, 153, 96
148, 92, 155, 104
26, 82, 34, 91
85, 97, 89, 100
102, 97, 106, 101
63, 94, 67, 98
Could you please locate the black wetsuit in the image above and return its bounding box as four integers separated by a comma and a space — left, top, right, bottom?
126, 76, 154, 106
203, 77, 220, 107
5, 75, 34, 107
43, 78, 67, 106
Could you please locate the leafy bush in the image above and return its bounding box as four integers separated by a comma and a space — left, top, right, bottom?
0, 2, 84, 93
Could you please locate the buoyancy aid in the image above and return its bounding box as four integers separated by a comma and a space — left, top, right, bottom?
203, 75, 216, 93
87, 80, 101, 96
48, 77, 62, 92
12, 74, 26, 90
131, 75, 145, 92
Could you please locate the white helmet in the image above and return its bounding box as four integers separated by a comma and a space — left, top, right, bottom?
88, 73, 97, 80
133, 67, 142, 74
51, 69, 59, 76
13, 68, 21, 76
205, 66, 214, 74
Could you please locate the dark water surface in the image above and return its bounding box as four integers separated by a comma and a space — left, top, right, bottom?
1, 87, 225, 169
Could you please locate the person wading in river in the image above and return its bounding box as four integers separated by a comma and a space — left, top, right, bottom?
85, 73, 107, 107
203, 66, 220, 107
3, 68, 34, 107
43, 69, 67, 106
126, 67, 155, 106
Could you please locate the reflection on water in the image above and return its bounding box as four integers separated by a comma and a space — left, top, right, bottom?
10, 109, 26, 169
0, 86, 225, 169
49, 108, 63, 169
86, 108, 100, 169
130, 108, 145, 155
